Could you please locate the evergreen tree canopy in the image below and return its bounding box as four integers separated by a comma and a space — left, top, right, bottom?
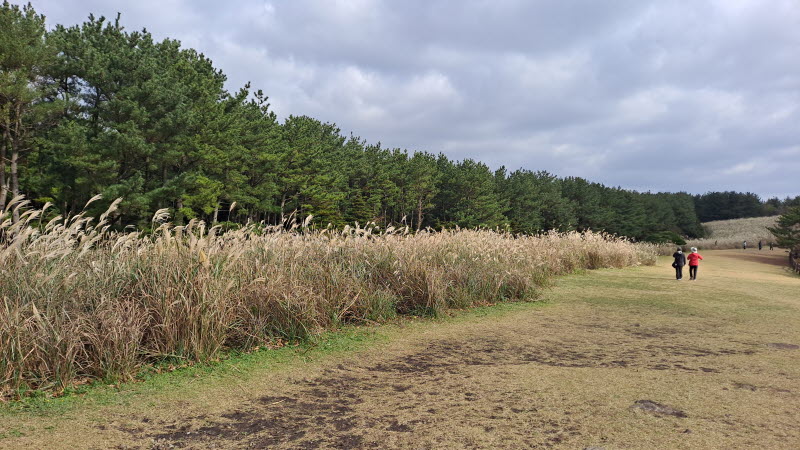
768, 207, 800, 251
1, 4, 794, 240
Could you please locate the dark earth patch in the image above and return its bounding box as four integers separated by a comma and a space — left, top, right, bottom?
767, 342, 799, 350
386, 419, 412, 432
630, 400, 687, 418
118, 337, 588, 447
121, 334, 756, 447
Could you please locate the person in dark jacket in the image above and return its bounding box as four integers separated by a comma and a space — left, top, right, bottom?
672, 248, 686, 280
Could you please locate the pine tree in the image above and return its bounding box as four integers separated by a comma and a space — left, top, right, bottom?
502, 170, 574, 233
0, 1, 59, 219
768, 206, 800, 251
433, 158, 505, 229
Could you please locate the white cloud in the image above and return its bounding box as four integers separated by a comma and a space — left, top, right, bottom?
723, 161, 758, 176
18, 0, 800, 198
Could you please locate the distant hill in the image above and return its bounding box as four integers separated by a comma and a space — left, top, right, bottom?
686, 216, 779, 250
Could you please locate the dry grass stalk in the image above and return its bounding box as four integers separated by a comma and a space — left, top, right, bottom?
0, 197, 657, 399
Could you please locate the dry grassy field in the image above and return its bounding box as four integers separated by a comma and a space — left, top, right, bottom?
1, 248, 798, 449
687, 215, 779, 250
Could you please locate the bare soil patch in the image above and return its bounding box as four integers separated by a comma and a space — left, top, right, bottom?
630, 400, 688, 418
767, 342, 799, 350
117, 312, 787, 448
730, 251, 791, 267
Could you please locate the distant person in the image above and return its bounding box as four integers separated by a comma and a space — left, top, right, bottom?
769, 242, 774, 250
687, 247, 703, 280
743, 240, 747, 250
758, 241, 762, 251
672, 248, 686, 280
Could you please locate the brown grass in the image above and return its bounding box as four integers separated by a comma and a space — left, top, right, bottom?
0, 196, 657, 399
687, 216, 779, 250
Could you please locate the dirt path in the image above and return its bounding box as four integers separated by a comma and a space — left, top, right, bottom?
3, 249, 800, 449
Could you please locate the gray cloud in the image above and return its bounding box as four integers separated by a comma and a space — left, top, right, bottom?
23, 0, 800, 198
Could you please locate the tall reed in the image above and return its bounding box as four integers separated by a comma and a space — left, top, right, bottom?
0, 196, 656, 399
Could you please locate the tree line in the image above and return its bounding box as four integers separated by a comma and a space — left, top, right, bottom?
1, 3, 796, 242
693, 191, 800, 222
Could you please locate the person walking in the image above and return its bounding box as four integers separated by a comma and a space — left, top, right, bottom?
769, 242, 774, 250
758, 241, 763, 251
672, 248, 686, 280
687, 247, 703, 280
743, 240, 747, 250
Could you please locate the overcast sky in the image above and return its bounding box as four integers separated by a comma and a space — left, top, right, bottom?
23, 0, 800, 199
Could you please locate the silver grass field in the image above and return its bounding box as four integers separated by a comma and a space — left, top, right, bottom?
0, 196, 657, 400
686, 216, 779, 250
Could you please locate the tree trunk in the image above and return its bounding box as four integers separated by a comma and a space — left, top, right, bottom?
280, 193, 287, 225
0, 132, 7, 212
212, 203, 219, 224
10, 143, 19, 223
176, 197, 184, 225
10, 145, 18, 197
417, 198, 423, 231
10, 108, 21, 223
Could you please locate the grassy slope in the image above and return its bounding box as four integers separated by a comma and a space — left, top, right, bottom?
1, 249, 799, 449
702, 216, 780, 239
687, 215, 779, 249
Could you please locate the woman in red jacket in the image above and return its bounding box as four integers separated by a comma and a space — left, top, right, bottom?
686, 247, 703, 280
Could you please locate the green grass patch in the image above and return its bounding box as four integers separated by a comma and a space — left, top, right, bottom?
0, 429, 25, 439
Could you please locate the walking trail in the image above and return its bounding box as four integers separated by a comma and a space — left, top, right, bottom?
2, 249, 799, 449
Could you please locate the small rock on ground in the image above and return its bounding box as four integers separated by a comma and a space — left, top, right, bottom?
630, 400, 687, 418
